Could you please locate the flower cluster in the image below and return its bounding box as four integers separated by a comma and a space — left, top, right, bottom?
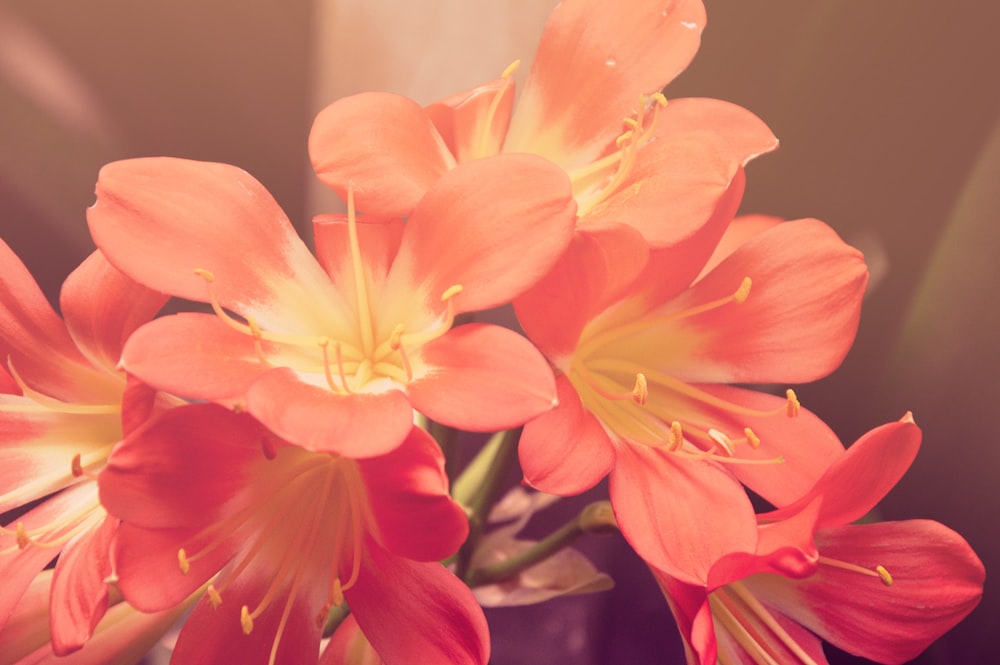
0, 1, 984, 663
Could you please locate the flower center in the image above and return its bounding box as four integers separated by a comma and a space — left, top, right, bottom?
568, 277, 797, 463
193, 188, 462, 394
176, 445, 370, 665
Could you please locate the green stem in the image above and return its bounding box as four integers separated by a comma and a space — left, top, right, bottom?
452, 427, 521, 580
464, 500, 617, 588
321, 602, 351, 638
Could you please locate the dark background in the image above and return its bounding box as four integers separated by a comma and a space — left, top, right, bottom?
1, 1, 997, 663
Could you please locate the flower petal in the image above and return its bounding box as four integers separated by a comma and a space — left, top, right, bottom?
347, 538, 490, 665
246, 368, 415, 457
425, 78, 515, 162
673, 385, 846, 508
88, 157, 342, 334
387, 154, 577, 314
518, 375, 617, 495
49, 513, 117, 655
654, 573, 716, 665
59, 250, 167, 376
310, 92, 456, 216
505, 0, 707, 169
515, 223, 649, 362
0, 240, 111, 402
321, 615, 383, 665
121, 313, 269, 403
407, 323, 558, 433
359, 426, 468, 561
695, 214, 784, 281
766, 416, 921, 528
609, 443, 757, 586
748, 520, 985, 664
659, 219, 869, 384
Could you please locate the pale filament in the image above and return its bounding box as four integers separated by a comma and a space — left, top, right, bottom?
569, 93, 669, 216
1, 358, 119, 415
577, 277, 752, 358
0, 504, 104, 556
817, 555, 893, 586
471, 59, 520, 160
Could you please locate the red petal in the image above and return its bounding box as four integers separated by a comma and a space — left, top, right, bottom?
313, 214, 405, 293
749, 520, 985, 664
321, 615, 382, 665
359, 427, 468, 561
695, 214, 784, 281
348, 539, 490, 665
407, 324, 557, 432
387, 154, 576, 314
59, 250, 166, 375
505, 0, 707, 169
169, 553, 326, 665
766, 417, 921, 528
515, 223, 649, 361
88, 157, 340, 333
49, 514, 117, 654
518, 375, 617, 495
661, 219, 869, 384
656, 97, 779, 166
654, 573, 717, 665
425, 78, 515, 162
609, 444, 757, 586
246, 368, 415, 457
0, 240, 112, 402
310, 92, 455, 216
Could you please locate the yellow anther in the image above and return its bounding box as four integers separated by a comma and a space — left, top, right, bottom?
389, 324, 406, 350
615, 130, 635, 147
15, 522, 29, 549
240, 605, 254, 635
632, 373, 648, 405
441, 284, 464, 302
71, 453, 84, 477
876, 565, 893, 586
744, 427, 761, 449
193, 268, 215, 282
650, 92, 668, 107
708, 429, 735, 456
734, 277, 752, 304
623, 117, 639, 129
206, 584, 223, 609
668, 421, 684, 451
332, 578, 345, 607
178, 548, 191, 574
785, 389, 801, 418
501, 59, 521, 79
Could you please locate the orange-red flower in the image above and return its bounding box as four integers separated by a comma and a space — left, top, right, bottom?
514, 215, 868, 584
0, 240, 166, 653
656, 416, 985, 664
87, 156, 575, 456
100, 404, 489, 665
309, 0, 776, 261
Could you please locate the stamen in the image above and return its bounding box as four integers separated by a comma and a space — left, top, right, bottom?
332, 578, 345, 607
615, 130, 634, 147
247, 316, 273, 366
785, 389, 800, 418
818, 555, 893, 586
240, 605, 254, 634
472, 60, 520, 158
389, 324, 414, 381
207, 584, 223, 609
441, 284, 464, 302
15, 522, 28, 549
2, 358, 119, 415
346, 186, 376, 357
632, 373, 648, 405
744, 427, 761, 449
668, 421, 684, 451
71, 454, 84, 478
708, 429, 735, 456
734, 277, 752, 304
178, 548, 191, 574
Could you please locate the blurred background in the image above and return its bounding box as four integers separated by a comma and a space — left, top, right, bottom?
1, 0, 997, 663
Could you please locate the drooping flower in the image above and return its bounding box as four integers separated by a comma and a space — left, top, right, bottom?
87, 155, 574, 457
0, 240, 166, 653
656, 415, 986, 664
99, 403, 489, 665
309, 0, 777, 262
514, 215, 868, 585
